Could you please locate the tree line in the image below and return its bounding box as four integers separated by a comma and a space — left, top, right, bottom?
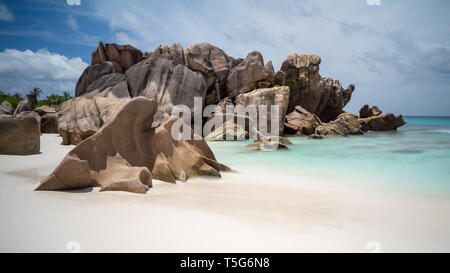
0, 87, 72, 108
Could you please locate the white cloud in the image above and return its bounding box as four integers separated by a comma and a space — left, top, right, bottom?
366, 0, 381, 6
0, 3, 14, 21
67, 16, 78, 31
66, 0, 81, 6
0, 48, 88, 95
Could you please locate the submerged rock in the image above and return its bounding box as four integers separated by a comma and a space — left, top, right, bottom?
359, 113, 406, 131
315, 113, 363, 136
36, 97, 230, 194
0, 116, 40, 155
284, 106, 322, 135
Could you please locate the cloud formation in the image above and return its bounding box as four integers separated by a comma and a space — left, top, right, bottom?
367, 0, 381, 6
0, 2, 13, 21
66, 0, 81, 6
0, 48, 87, 95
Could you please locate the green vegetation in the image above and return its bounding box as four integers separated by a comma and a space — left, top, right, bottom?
0, 88, 73, 108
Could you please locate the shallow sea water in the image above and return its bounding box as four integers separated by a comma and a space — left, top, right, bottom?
208, 117, 450, 194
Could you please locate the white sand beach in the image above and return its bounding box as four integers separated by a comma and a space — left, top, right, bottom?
0, 134, 449, 252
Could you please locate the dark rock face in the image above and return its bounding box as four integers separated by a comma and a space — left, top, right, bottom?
36, 97, 229, 194
184, 42, 236, 99
34, 106, 58, 134
315, 113, 363, 136
91, 41, 143, 72
0, 116, 40, 155
227, 51, 274, 98
279, 53, 354, 122
359, 104, 382, 118
284, 106, 322, 135
185, 52, 216, 90
359, 113, 406, 131
75, 61, 117, 97
125, 54, 207, 121
85, 73, 126, 95
13, 94, 37, 116
0, 101, 14, 116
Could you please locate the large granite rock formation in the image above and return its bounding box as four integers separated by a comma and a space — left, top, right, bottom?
75, 61, 118, 97
0, 115, 40, 155
91, 41, 143, 72
57, 97, 128, 145
279, 53, 354, 122
125, 54, 207, 122
184, 43, 238, 99
36, 97, 229, 194
235, 86, 290, 136
153, 42, 185, 63
359, 113, 406, 131
13, 94, 37, 116
284, 106, 322, 135
227, 51, 274, 98
205, 120, 248, 141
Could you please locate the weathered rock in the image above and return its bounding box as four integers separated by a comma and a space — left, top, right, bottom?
0, 116, 40, 155
280, 53, 354, 122
284, 106, 322, 135
184, 43, 236, 99
359, 113, 406, 131
75, 61, 117, 97
185, 52, 216, 90
57, 97, 128, 145
36, 97, 230, 193
245, 138, 289, 151
104, 43, 143, 71
0, 101, 14, 116
315, 114, 363, 136
153, 42, 185, 63
227, 51, 274, 97
205, 120, 248, 141
235, 86, 290, 136
13, 94, 37, 116
40, 112, 59, 134
359, 104, 382, 118
34, 106, 58, 134
125, 54, 206, 124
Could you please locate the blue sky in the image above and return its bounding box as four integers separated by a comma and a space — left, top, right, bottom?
0, 0, 449, 116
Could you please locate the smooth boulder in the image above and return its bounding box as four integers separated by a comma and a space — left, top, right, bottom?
91, 41, 143, 72
13, 94, 37, 116
0, 116, 40, 155
125, 54, 207, 124
227, 51, 274, 98
36, 97, 230, 194
0, 101, 14, 116
235, 86, 290, 136
75, 61, 117, 97
57, 97, 128, 145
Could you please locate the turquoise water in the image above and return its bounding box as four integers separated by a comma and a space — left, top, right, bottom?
209, 117, 450, 193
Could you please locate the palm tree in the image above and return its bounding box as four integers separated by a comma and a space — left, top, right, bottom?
63, 91, 72, 100
29, 87, 43, 98
12, 92, 22, 100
